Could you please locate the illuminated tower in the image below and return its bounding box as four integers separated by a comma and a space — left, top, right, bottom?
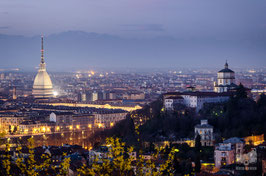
32, 36, 53, 98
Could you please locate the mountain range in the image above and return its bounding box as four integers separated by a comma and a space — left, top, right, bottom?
0, 31, 265, 71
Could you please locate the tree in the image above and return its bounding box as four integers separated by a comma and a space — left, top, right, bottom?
195, 135, 201, 173
77, 137, 177, 176
257, 93, 266, 108
0, 132, 5, 145
15, 137, 56, 175
78, 137, 135, 175
195, 135, 201, 152
13, 126, 17, 134
2, 143, 11, 176
58, 153, 71, 176
234, 83, 247, 99
8, 125, 12, 134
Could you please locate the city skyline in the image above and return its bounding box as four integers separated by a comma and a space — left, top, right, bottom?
0, 1, 265, 175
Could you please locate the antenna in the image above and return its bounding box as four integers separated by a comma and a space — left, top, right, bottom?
41, 35, 44, 63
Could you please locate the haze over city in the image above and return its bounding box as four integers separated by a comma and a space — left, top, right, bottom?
0, 0, 266, 70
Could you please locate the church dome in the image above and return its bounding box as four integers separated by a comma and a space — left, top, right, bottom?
218, 61, 234, 73
218, 68, 234, 73
33, 70, 53, 89
32, 36, 53, 98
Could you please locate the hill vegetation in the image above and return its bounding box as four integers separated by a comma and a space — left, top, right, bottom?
91, 85, 266, 146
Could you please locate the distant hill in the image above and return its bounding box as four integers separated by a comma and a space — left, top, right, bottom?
0, 31, 265, 71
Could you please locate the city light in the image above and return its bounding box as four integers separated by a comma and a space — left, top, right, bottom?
53, 91, 59, 97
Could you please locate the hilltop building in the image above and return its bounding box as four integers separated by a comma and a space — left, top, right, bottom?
214, 61, 237, 93
32, 36, 53, 98
164, 91, 230, 112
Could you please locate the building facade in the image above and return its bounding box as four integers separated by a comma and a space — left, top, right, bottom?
214, 137, 245, 168
195, 120, 214, 146
0, 115, 27, 133
93, 112, 127, 128
214, 143, 235, 168
164, 92, 230, 112
164, 96, 184, 111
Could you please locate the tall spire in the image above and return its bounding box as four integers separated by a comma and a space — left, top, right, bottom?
39, 35, 46, 71
41, 35, 44, 64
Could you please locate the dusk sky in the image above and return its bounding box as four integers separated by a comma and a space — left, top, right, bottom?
0, 0, 266, 70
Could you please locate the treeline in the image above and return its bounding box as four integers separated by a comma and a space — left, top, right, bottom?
200, 86, 266, 139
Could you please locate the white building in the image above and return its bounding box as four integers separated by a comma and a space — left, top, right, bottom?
164, 92, 230, 112
214, 61, 237, 93
164, 96, 184, 111
195, 120, 214, 146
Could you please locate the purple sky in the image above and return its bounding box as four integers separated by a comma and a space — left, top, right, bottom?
0, 0, 266, 69
1, 0, 265, 38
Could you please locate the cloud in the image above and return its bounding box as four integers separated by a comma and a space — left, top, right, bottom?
0, 11, 8, 14
0, 26, 9, 29
121, 24, 165, 32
